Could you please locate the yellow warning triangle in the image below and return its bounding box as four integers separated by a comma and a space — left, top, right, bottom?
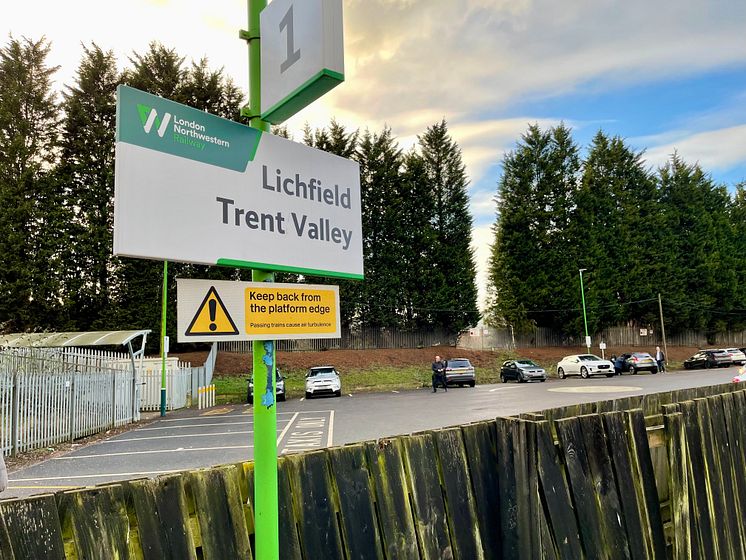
185, 286, 239, 336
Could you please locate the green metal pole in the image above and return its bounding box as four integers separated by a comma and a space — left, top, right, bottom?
579, 268, 590, 354
160, 260, 168, 417
244, 2, 278, 559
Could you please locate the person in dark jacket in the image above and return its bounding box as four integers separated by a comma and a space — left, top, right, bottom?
432, 355, 447, 392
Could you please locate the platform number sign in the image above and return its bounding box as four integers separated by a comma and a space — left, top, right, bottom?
279, 5, 301, 73
260, 0, 345, 124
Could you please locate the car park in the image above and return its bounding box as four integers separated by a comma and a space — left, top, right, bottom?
722, 348, 746, 365
500, 359, 547, 383
444, 358, 476, 387
683, 350, 731, 369
557, 354, 615, 379
613, 352, 658, 375
248, 370, 286, 404
305, 366, 342, 398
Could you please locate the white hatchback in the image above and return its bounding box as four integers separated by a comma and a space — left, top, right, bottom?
305, 366, 342, 398
557, 354, 615, 379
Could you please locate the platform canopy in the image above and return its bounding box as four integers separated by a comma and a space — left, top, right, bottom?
0, 330, 151, 348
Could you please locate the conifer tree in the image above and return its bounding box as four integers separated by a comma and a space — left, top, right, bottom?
0, 36, 61, 331
418, 120, 479, 333
56, 43, 120, 330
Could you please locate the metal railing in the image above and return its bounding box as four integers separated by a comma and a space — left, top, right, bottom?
0, 348, 136, 456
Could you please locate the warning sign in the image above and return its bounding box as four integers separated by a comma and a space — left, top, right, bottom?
177, 279, 341, 342
245, 285, 339, 339
184, 286, 239, 337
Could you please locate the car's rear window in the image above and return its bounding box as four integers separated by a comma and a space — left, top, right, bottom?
448, 359, 472, 368
309, 367, 336, 376
632, 353, 652, 358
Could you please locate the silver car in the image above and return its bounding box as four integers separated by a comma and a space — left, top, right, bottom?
557, 354, 615, 379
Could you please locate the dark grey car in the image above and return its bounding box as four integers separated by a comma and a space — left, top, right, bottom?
500, 359, 547, 383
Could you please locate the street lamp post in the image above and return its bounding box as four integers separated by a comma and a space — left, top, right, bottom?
579, 268, 590, 353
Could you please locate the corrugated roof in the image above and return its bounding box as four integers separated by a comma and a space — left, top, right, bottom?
0, 330, 151, 348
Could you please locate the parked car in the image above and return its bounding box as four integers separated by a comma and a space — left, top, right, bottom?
683, 350, 731, 369
444, 358, 476, 387
557, 354, 615, 379
500, 359, 547, 383
613, 352, 658, 375
722, 348, 746, 365
305, 366, 342, 398
248, 370, 285, 404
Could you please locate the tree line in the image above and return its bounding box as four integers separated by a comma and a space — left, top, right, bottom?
486, 124, 746, 337
0, 36, 479, 348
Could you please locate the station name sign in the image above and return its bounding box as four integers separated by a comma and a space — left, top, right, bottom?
114, 85, 363, 279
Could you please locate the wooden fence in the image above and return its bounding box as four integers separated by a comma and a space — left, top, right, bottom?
0, 382, 744, 559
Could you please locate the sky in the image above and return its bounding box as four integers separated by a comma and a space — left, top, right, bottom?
4, 0, 746, 310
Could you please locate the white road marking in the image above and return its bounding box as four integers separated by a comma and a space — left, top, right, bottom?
489, 386, 521, 392
135, 420, 265, 431
327, 410, 335, 448
100, 430, 256, 443
52, 445, 251, 460
548, 386, 643, 394
276, 412, 300, 445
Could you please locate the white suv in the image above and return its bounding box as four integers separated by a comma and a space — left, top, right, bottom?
305, 366, 342, 398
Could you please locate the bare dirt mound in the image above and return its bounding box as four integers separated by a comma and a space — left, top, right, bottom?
174, 345, 701, 376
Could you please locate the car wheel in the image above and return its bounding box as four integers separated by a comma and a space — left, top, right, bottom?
501, 374, 507, 383
558, 368, 566, 379
519, 375, 527, 383
305, 391, 312, 399
580, 366, 589, 379
629, 366, 636, 375
705, 361, 711, 369
278, 393, 286, 402
606, 372, 614, 378
652, 368, 658, 374
540, 378, 546, 382
335, 390, 342, 397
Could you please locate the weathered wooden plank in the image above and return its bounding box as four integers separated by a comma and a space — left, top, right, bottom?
554, 416, 608, 560
434, 427, 484, 560
624, 409, 667, 559
126, 475, 197, 560
400, 433, 453, 560
327, 444, 384, 560
693, 398, 729, 558
664, 411, 692, 560
0, 512, 14, 560
577, 414, 630, 560
232, 461, 255, 542
539, 505, 559, 560
461, 421, 502, 559
363, 439, 419, 560
535, 420, 583, 560
285, 450, 344, 560
512, 419, 541, 560
275, 458, 303, 560
601, 412, 648, 560
0, 495, 65, 560
679, 400, 716, 558
495, 416, 519, 559
711, 394, 746, 558
186, 465, 252, 560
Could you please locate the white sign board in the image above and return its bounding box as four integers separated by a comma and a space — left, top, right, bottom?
599, 342, 606, 350
177, 279, 341, 342
261, 0, 344, 124
114, 86, 363, 279
585, 336, 592, 348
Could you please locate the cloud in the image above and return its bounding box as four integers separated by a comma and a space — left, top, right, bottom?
642, 125, 746, 171
471, 223, 495, 311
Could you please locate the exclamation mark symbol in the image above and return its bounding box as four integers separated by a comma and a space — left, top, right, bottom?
208, 298, 217, 331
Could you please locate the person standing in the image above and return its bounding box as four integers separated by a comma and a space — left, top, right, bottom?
655, 346, 666, 373
432, 355, 446, 392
